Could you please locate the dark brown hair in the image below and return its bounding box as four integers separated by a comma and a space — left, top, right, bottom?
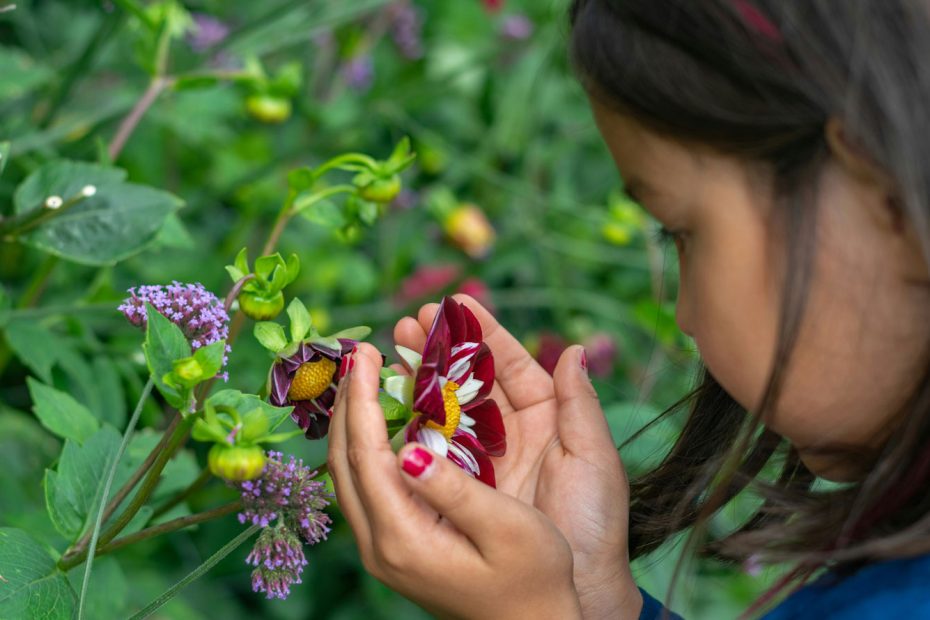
569, 0, 930, 612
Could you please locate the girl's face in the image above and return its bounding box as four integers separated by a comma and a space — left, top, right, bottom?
592, 102, 930, 481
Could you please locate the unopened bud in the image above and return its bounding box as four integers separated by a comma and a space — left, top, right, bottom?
81, 185, 97, 197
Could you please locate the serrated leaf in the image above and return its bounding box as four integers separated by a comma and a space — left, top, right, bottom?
4, 320, 60, 383
142, 303, 194, 411
0, 528, 75, 620
44, 425, 121, 539
27, 378, 99, 444
287, 298, 312, 342
254, 321, 288, 353
13, 160, 183, 266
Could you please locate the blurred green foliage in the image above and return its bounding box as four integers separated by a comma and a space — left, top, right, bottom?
0, 0, 781, 617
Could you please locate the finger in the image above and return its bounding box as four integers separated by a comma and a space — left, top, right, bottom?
344, 344, 437, 536
552, 345, 618, 459
327, 349, 373, 550
420, 294, 555, 412
393, 315, 428, 357
397, 442, 524, 551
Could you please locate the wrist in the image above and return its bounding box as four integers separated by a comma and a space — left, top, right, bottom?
576, 566, 642, 620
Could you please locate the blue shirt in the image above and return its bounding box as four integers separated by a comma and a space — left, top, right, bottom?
639, 553, 930, 619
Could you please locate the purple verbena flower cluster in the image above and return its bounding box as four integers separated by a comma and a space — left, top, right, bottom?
342, 55, 375, 91
501, 13, 534, 40
246, 525, 308, 600
237, 451, 333, 599
188, 13, 230, 53
389, 1, 425, 60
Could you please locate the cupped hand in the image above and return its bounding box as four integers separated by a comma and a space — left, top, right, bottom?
393, 295, 643, 619
327, 343, 582, 620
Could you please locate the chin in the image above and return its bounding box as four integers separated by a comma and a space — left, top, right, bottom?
796, 449, 869, 483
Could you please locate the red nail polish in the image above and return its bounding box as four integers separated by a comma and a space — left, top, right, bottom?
338, 355, 350, 379
580, 349, 588, 372
402, 447, 433, 478
347, 354, 356, 373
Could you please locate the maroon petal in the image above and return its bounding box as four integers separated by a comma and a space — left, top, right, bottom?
414, 363, 445, 425
304, 412, 331, 439
291, 399, 332, 439
423, 298, 452, 369
463, 399, 506, 457
314, 386, 337, 411
309, 342, 342, 360
270, 362, 293, 406
452, 432, 496, 487
461, 303, 483, 343
447, 341, 480, 384
461, 343, 494, 406
443, 297, 469, 346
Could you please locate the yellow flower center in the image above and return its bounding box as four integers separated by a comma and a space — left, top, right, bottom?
288, 358, 337, 401
425, 380, 461, 440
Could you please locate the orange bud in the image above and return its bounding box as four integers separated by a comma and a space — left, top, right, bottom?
442, 204, 495, 259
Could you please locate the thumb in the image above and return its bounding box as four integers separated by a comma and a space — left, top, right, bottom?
397, 442, 515, 547
552, 345, 616, 457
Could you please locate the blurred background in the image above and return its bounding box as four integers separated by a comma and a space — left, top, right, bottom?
0, 0, 778, 617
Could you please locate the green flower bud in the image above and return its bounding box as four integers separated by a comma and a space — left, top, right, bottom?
208, 444, 267, 482
245, 95, 292, 124
239, 290, 285, 321
358, 175, 401, 204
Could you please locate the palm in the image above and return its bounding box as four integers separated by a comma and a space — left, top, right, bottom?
394, 297, 629, 567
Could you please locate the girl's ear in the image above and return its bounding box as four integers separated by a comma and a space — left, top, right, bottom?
825, 118, 907, 234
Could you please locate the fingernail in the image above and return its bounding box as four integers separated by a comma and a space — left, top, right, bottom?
580, 348, 588, 372
347, 354, 356, 373
401, 447, 434, 479
338, 355, 350, 379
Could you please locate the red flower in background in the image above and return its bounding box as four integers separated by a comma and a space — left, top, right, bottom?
482, 0, 504, 12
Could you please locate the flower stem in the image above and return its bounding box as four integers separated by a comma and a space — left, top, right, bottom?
99, 501, 242, 558
127, 524, 260, 620
75, 377, 154, 619
95, 413, 198, 549
108, 76, 171, 161
151, 467, 212, 520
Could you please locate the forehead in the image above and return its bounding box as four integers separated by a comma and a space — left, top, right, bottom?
590, 100, 709, 193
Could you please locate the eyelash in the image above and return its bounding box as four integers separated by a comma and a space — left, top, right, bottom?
652, 225, 679, 247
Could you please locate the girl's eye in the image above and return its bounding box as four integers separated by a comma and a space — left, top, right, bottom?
652, 225, 679, 247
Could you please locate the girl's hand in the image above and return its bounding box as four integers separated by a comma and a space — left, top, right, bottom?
393, 296, 643, 620
327, 343, 583, 620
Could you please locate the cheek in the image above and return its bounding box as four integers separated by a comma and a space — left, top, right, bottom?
680, 224, 781, 414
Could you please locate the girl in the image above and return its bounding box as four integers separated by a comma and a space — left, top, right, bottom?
327, 1, 930, 617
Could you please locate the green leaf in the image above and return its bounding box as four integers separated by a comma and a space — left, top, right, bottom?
13, 160, 184, 266
142, 303, 194, 411
0, 141, 9, 177
309, 335, 342, 351
287, 298, 312, 342
27, 377, 99, 444
0, 528, 76, 620
0, 284, 9, 328
378, 392, 409, 422
206, 390, 293, 435
298, 199, 347, 229
194, 340, 226, 378
253, 254, 283, 281
44, 425, 121, 539
0, 46, 54, 102
65, 557, 128, 620
287, 167, 316, 192
257, 429, 305, 444
4, 320, 59, 383
233, 247, 250, 278
254, 321, 288, 353
329, 325, 372, 341
191, 418, 228, 444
